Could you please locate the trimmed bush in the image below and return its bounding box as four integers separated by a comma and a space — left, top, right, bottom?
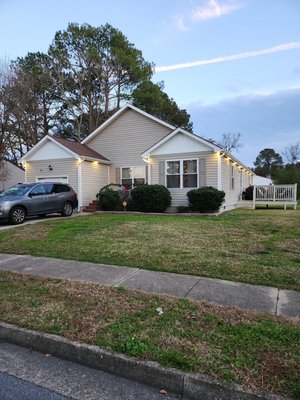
97, 188, 120, 211
244, 186, 254, 200
131, 185, 171, 213
187, 186, 225, 213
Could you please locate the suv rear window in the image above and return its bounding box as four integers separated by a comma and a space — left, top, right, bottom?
53, 184, 71, 193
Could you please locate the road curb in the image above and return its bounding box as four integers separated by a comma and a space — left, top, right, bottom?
0, 322, 282, 400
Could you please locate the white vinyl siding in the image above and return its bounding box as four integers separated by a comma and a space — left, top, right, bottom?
150, 152, 218, 206
81, 161, 109, 207
221, 157, 252, 210
87, 108, 172, 171
25, 159, 79, 194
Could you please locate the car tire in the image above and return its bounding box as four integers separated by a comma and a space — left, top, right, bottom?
9, 206, 26, 225
61, 202, 73, 217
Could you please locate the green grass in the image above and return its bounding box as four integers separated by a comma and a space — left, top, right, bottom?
1, 271, 299, 398
0, 208, 299, 290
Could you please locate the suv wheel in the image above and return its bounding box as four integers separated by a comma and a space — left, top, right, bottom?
9, 206, 26, 225
61, 202, 73, 217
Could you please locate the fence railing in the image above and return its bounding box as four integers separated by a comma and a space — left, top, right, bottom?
253, 184, 297, 202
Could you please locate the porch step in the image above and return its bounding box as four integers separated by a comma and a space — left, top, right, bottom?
83, 200, 99, 213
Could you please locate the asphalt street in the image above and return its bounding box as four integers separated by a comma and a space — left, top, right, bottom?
0, 343, 180, 400
0, 372, 70, 400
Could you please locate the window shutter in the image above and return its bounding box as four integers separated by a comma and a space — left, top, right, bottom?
159, 161, 165, 186
145, 165, 148, 184
199, 159, 206, 187
115, 167, 120, 184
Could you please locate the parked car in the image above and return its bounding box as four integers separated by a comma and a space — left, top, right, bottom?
0, 182, 78, 225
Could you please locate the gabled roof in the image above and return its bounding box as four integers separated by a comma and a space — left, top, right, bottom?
81, 103, 175, 145
19, 135, 110, 164
53, 137, 110, 162
141, 127, 222, 158
141, 127, 254, 174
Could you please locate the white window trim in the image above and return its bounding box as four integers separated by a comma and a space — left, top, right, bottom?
121, 166, 146, 187
165, 159, 199, 189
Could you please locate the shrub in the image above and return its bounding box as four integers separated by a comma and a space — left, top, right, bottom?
244, 186, 254, 200
97, 188, 120, 211
187, 186, 225, 213
131, 185, 171, 213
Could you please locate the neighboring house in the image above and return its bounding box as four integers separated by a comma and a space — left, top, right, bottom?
0, 160, 25, 192
253, 175, 272, 186
19, 104, 253, 211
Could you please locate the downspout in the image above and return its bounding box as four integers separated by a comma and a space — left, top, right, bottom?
77, 157, 85, 212
217, 152, 222, 191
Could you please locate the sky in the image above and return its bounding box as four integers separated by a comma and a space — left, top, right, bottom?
0, 0, 299, 166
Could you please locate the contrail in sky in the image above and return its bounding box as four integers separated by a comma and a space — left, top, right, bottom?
155, 42, 300, 73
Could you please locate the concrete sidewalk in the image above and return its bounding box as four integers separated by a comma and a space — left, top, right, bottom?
0, 253, 299, 317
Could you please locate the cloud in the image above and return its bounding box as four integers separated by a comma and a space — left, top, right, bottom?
173, 0, 242, 31
188, 88, 300, 166
191, 0, 241, 22
155, 42, 300, 73
173, 15, 188, 32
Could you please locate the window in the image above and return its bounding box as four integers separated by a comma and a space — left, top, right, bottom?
54, 184, 71, 193
230, 165, 235, 190
166, 159, 198, 189
121, 166, 146, 188
30, 184, 53, 196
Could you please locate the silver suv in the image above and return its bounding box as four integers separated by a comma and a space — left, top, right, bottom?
0, 182, 78, 225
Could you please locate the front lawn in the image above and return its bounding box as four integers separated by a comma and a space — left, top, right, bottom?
0, 208, 299, 290
1, 271, 299, 398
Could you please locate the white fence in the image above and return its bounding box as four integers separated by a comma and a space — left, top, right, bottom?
253, 184, 297, 209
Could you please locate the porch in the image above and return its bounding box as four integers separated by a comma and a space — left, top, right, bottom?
239, 184, 298, 210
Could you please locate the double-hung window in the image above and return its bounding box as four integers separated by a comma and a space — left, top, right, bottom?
166, 159, 198, 189
121, 166, 146, 188
230, 164, 235, 190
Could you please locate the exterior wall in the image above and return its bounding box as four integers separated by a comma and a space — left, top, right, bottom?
29, 140, 73, 160
221, 157, 252, 211
81, 161, 109, 206
150, 152, 218, 207
0, 160, 25, 191
87, 108, 172, 179
25, 159, 79, 194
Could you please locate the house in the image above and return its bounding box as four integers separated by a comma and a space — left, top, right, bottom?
0, 160, 25, 192
253, 175, 272, 186
19, 104, 253, 211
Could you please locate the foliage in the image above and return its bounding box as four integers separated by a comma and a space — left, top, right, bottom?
0, 22, 153, 160
253, 148, 283, 179
131, 80, 193, 132
275, 163, 300, 199
131, 184, 171, 212
48, 23, 152, 141
96, 187, 120, 211
282, 142, 300, 164
187, 186, 225, 212
244, 186, 254, 200
220, 132, 242, 153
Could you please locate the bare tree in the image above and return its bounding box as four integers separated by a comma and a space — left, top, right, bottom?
282, 142, 300, 164
219, 132, 242, 153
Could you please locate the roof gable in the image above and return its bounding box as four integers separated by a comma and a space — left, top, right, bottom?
81, 104, 175, 145
141, 127, 221, 157
19, 135, 110, 164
